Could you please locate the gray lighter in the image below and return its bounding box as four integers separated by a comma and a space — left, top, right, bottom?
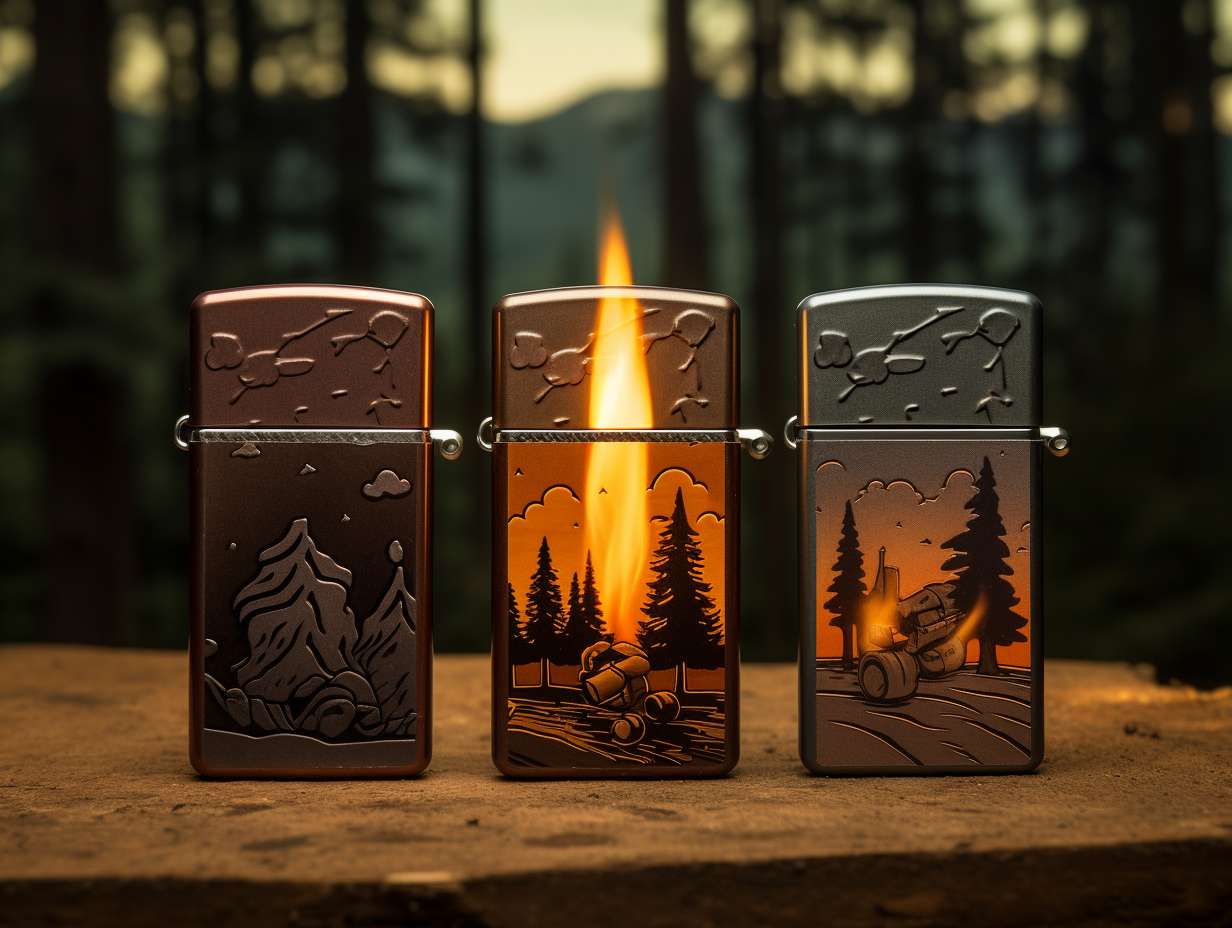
790, 285, 1068, 775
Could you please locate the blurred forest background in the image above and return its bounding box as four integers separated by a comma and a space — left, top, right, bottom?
0, 0, 1227, 685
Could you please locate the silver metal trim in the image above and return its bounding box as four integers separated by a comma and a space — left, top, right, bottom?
174, 413, 191, 452
795, 426, 1042, 442
737, 428, 774, 460
1040, 426, 1070, 457
430, 428, 464, 461
477, 416, 494, 453
189, 428, 432, 445
782, 415, 799, 451
494, 428, 735, 443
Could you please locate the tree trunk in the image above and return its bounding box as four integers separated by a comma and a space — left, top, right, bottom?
841, 622, 854, 671
977, 634, 999, 675
189, 0, 215, 259
901, 0, 933, 280
746, 0, 792, 659
338, 0, 374, 281
233, 0, 263, 255
31, 1, 131, 644
451, 0, 492, 648
662, 0, 708, 288
676, 660, 688, 695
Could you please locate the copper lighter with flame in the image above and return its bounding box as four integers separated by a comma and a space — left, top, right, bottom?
792, 285, 1068, 775
180, 285, 462, 777
485, 272, 771, 778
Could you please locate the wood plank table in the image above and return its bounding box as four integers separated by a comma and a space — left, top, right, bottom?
1, 646, 1229, 927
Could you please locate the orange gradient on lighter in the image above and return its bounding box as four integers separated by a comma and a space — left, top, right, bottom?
584, 204, 653, 643
858, 592, 899, 653
954, 595, 987, 645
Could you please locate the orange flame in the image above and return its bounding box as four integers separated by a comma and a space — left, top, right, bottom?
858, 592, 899, 654
955, 594, 987, 644
584, 204, 652, 643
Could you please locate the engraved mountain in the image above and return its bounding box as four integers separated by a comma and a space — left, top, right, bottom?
352, 540, 417, 736
234, 518, 358, 703
205, 519, 417, 742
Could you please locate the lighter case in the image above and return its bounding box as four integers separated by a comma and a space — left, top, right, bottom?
486, 286, 769, 778
793, 286, 1068, 775
183, 284, 461, 777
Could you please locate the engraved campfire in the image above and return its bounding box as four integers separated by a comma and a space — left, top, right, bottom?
503, 204, 727, 765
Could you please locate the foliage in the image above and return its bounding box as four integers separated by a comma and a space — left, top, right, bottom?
824, 500, 866, 671
638, 488, 724, 681
940, 457, 1027, 676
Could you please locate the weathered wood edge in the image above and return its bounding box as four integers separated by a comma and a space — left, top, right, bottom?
3, 838, 1230, 928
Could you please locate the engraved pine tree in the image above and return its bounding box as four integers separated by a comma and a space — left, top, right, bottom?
940, 456, 1027, 675
523, 536, 564, 688
638, 488, 723, 692
825, 500, 866, 671
508, 581, 530, 666
555, 552, 607, 665
580, 551, 607, 644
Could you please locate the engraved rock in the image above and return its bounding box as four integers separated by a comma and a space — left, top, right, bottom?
204, 333, 245, 370
847, 349, 925, 386
237, 351, 281, 388
814, 331, 852, 369
363, 468, 412, 500
274, 357, 314, 376
672, 309, 715, 347
237, 351, 314, 388
977, 309, 1020, 345
367, 310, 410, 348
510, 332, 548, 369
542, 346, 588, 387
224, 687, 251, 727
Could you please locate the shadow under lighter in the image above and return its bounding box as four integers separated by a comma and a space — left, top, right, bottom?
485, 285, 771, 778
791, 285, 1068, 775
182, 285, 461, 777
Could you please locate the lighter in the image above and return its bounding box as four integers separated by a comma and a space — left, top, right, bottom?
791, 285, 1068, 775
179, 284, 461, 777
483, 284, 770, 778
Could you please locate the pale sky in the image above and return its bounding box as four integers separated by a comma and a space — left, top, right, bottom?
483, 0, 661, 122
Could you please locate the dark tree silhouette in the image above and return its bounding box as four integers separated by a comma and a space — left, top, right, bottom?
523, 536, 564, 687
32, 0, 132, 645
746, 0, 793, 660
507, 581, 529, 666
900, 0, 937, 280
940, 457, 1027, 675
555, 571, 581, 664
638, 488, 724, 691
662, 0, 708, 288
824, 500, 866, 670
338, 0, 375, 281
557, 555, 607, 664
580, 551, 610, 645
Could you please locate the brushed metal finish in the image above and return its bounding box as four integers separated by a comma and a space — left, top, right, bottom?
798, 285, 1039, 428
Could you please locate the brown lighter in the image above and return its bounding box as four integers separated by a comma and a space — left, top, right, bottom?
485, 284, 771, 778
181, 284, 461, 778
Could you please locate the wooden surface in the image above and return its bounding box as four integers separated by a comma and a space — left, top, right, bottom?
1, 646, 1230, 927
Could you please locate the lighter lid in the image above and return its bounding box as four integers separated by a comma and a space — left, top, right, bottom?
494, 285, 738, 429
191, 285, 432, 428
798, 285, 1039, 428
